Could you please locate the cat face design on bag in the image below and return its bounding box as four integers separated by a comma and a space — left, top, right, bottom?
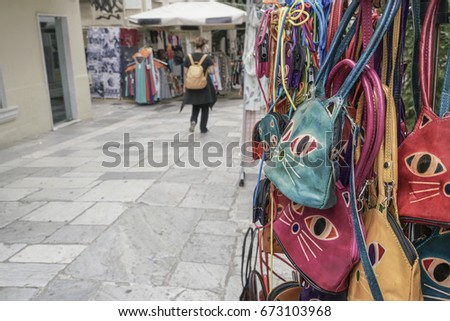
417, 228, 450, 301
403, 124, 448, 204
398, 111, 450, 224
273, 185, 361, 292
269, 120, 321, 185
256, 116, 283, 161
274, 189, 347, 262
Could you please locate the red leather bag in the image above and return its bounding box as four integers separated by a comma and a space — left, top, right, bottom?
397, 0, 450, 227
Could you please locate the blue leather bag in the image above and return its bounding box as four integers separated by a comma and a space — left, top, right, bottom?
253, 112, 289, 161
414, 227, 450, 301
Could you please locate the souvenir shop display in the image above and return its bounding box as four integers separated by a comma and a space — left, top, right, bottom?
240, 0, 450, 302
87, 27, 121, 99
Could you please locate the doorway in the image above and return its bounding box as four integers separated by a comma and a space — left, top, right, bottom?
39, 16, 74, 124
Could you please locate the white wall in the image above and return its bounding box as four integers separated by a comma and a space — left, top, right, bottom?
0, 0, 91, 147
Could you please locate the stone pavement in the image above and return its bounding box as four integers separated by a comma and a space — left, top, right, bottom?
0, 96, 260, 300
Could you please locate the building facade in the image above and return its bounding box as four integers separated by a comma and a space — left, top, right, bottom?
0, 0, 92, 147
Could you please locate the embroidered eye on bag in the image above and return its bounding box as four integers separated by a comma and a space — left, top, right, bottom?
414, 227, 450, 301
397, 0, 450, 227
264, 0, 400, 209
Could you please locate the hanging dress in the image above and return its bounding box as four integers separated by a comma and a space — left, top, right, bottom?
135, 56, 148, 104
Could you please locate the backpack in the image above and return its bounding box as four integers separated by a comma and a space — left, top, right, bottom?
185, 54, 208, 90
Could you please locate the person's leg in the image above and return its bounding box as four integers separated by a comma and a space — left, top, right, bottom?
199, 104, 210, 133
190, 105, 200, 132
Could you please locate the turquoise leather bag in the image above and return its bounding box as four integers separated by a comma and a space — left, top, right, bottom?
264, 0, 400, 209
253, 112, 289, 161
414, 228, 450, 301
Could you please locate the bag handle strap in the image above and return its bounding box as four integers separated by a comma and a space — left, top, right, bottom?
376, 85, 398, 214
198, 54, 208, 66
349, 126, 384, 301
188, 53, 194, 66
381, 0, 402, 185
337, 0, 401, 99
316, 0, 359, 90
411, 0, 422, 117
325, 60, 385, 189
416, 0, 450, 117
326, 0, 345, 51
419, 0, 439, 112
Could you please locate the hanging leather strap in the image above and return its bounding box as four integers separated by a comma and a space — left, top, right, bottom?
419, 0, 439, 111
411, 0, 422, 117
326, 0, 344, 51
349, 126, 384, 301
325, 60, 385, 189
337, 0, 401, 99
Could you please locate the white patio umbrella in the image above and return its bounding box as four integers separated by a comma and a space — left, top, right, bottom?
128, 2, 246, 27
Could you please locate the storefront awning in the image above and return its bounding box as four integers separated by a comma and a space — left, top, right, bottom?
128, 2, 246, 27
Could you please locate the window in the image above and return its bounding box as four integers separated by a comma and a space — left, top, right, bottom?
0, 66, 18, 124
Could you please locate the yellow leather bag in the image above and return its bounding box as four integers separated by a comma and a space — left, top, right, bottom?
347, 85, 423, 301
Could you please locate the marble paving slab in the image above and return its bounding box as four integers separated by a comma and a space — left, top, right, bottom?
21, 201, 94, 222
77, 180, 154, 202
71, 202, 128, 225
64, 205, 202, 286
0, 263, 65, 287
10, 244, 87, 264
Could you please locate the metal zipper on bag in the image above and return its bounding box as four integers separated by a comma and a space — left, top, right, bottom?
400, 216, 450, 228
386, 210, 417, 266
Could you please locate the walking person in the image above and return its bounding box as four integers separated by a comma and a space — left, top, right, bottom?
182, 37, 217, 134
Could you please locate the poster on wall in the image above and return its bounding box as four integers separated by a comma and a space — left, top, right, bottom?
87, 27, 121, 99
90, 0, 123, 21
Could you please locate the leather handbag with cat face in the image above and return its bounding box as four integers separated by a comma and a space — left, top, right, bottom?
397, 0, 450, 227
414, 227, 450, 301
264, 0, 400, 209
347, 86, 423, 301
271, 57, 386, 293
252, 112, 289, 162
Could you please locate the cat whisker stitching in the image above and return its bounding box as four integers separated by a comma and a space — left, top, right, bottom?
279, 218, 291, 226
409, 187, 440, 195
300, 233, 317, 258
286, 153, 305, 167
297, 235, 310, 261
283, 211, 293, 223
287, 206, 295, 221
301, 230, 323, 251
283, 161, 296, 185
287, 164, 302, 180
409, 181, 441, 185
424, 283, 450, 297
410, 192, 440, 204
